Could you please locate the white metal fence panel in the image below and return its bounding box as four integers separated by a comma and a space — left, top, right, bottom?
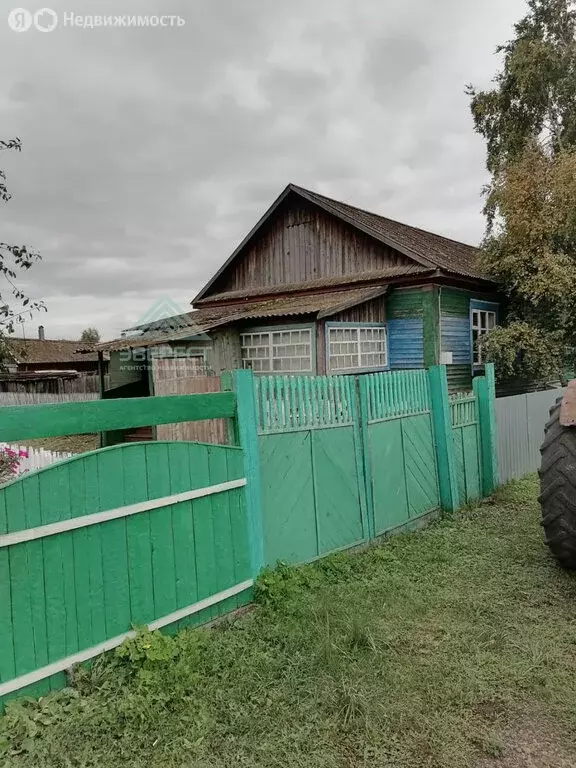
496, 388, 565, 483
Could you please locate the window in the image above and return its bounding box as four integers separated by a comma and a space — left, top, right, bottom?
327, 325, 387, 372
241, 328, 313, 373
471, 309, 496, 365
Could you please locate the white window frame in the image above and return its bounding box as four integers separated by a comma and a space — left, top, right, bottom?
471, 308, 497, 366
240, 325, 314, 374
326, 323, 388, 374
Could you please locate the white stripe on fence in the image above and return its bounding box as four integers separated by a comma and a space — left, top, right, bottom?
0, 477, 248, 548
0, 578, 254, 699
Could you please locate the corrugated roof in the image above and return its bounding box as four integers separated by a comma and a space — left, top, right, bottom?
198, 265, 429, 304
193, 184, 490, 303
6, 338, 103, 364
101, 287, 389, 352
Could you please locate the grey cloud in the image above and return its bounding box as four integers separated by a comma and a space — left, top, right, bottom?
364, 35, 431, 104
0, 0, 528, 338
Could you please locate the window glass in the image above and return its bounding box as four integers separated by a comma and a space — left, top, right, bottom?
327, 325, 387, 372
241, 328, 313, 373
471, 309, 497, 365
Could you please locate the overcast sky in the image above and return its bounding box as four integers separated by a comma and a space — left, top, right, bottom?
0, 0, 526, 341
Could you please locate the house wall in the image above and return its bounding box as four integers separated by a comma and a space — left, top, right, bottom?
207, 328, 242, 375
439, 287, 499, 392
386, 288, 426, 369
209, 199, 414, 295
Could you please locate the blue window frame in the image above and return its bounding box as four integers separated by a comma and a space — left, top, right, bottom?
470, 300, 499, 368
325, 322, 389, 374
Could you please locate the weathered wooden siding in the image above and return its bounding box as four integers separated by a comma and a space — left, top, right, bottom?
208, 328, 242, 376
151, 359, 227, 444
212, 200, 414, 294
386, 289, 425, 369
329, 296, 387, 324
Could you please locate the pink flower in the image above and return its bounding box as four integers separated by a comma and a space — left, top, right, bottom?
18, 450, 28, 458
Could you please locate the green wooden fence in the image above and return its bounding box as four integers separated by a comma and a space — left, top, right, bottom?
359, 370, 440, 538
0, 365, 498, 710
256, 375, 369, 564
0, 372, 261, 709
255, 365, 498, 565
450, 392, 482, 505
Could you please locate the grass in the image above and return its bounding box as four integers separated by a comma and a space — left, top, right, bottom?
2, 476, 576, 767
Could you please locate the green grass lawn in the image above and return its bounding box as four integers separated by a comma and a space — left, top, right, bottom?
3, 476, 576, 768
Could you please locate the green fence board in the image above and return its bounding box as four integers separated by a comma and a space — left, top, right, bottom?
167, 443, 197, 613
0, 392, 237, 443
190, 448, 218, 624
68, 463, 92, 652
208, 448, 236, 617
312, 428, 365, 554
123, 446, 155, 625
83, 454, 107, 646
463, 425, 481, 503
146, 443, 178, 621
22, 474, 50, 698
0, 495, 15, 686
402, 414, 440, 518
368, 420, 409, 534
6, 483, 36, 678
260, 431, 317, 565
228, 450, 252, 610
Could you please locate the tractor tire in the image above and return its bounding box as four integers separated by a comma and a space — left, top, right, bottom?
539, 397, 576, 569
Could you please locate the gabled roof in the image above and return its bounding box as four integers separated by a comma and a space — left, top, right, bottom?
193, 183, 489, 304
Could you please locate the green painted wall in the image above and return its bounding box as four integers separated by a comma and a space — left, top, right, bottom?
422, 287, 440, 368
386, 289, 424, 319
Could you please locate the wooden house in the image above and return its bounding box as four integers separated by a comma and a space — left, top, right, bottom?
104, 184, 500, 394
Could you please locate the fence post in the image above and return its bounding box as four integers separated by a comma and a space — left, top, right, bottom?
428, 365, 459, 512
473, 363, 499, 495
232, 369, 265, 577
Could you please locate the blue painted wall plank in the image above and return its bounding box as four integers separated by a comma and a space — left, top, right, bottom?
441, 316, 472, 365
388, 319, 424, 369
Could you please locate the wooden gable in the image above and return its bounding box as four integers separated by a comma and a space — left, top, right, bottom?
200, 193, 416, 299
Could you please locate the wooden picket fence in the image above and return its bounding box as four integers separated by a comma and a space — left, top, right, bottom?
0, 366, 498, 711
256, 365, 498, 565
